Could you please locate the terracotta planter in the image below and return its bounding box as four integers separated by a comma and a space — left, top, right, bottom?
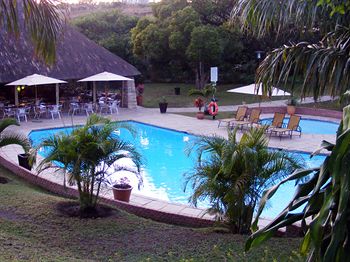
112, 184, 133, 202
287, 105, 296, 115
136, 95, 143, 106
196, 112, 205, 120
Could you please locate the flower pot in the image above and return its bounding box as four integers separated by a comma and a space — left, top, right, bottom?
136, 95, 143, 106
287, 105, 296, 115
112, 184, 133, 202
196, 112, 205, 120
159, 102, 168, 113
17, 153, 32, 171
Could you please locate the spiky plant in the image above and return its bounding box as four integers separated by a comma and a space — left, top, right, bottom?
185, 127, 302, 233
246, 106, 350, 261
0, 118, 30, 152
232, 0, 350, 99
36, 114, 142, 213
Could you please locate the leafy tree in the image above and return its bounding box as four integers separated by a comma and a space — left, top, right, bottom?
186, 25, 223, 89
246, 105, 350, 261
1, 0, 62, 63
232, 0, 350, 99
73, 10, 138, 62
185, 127, 302, 233
191, 0, 236, 26
36, 114, 142, 214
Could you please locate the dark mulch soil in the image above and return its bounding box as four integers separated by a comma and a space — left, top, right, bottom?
0, 176, 9, 184
56, 201, 115, 219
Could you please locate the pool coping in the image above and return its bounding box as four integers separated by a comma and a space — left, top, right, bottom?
0, 107, 341, 234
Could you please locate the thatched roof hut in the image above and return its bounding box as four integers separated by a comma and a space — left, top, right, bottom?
0, 18, 140, 108
0, 24, 140, 83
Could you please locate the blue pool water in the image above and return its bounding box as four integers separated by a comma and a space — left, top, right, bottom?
29, 121, 326, 218
261, 118, 339, 134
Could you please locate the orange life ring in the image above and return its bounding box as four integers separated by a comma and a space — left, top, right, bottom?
208, 101, 219, 116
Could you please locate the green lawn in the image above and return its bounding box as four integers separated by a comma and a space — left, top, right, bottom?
142, 83, 287, 108
302, 99, 343, 111
0, 167, 303, 261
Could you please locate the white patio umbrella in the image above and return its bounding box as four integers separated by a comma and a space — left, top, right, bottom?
78, 71, 133, 105
6, 74, 67, 106
227, 83, 291, 96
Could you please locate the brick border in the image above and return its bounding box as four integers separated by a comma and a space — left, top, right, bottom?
0, 155, 213, 228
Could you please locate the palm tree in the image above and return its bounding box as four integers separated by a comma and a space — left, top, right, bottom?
184, 127, 302, 233
246, 105, 350, 261
1, 0, 62, 63
36, 114, 142, 214
0, 118, 30, 152
232, 0, 350, 99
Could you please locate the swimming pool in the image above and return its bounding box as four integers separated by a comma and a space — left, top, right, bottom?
261, 117, 339, 134
29, 121, 326, 218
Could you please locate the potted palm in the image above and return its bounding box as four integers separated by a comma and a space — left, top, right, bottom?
286, 98, 297, 115
194, 97, 205, 119
159, 96, 168, 113
136, 83, 144, 106
112, 177, 133, 202
36, 114, 142, 216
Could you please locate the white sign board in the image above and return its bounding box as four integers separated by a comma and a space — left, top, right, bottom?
210, 67, 218, 82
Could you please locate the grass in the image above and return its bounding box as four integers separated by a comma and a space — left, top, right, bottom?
301, 99, 343, 111
142, 83, 287, 108
0, 167, 304, 261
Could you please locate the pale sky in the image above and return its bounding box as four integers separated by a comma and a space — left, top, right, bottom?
62, 0, 118, 3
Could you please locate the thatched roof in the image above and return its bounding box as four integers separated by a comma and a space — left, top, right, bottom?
0, 24, 140, 84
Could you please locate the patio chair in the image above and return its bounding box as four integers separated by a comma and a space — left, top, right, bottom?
3, 107, 16, 119
49, 105, 62, 120
269, 114, 302, 139
233, 108, 262, 129
108, 100, 119, 114
84, 103, 94, 116
68, 102, 80, 115
16, 108, 28, 122
34, 105, 48, 119
99, 101, 109, 114
218, 106, 248, 128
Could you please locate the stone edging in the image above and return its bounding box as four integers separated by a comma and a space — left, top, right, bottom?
0, 155, 213, 228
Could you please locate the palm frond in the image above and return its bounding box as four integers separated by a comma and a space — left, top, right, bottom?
0, 0, 63, 64
257, 26, 350, 99
231, 0, 347, 38
0, 131, 30, 153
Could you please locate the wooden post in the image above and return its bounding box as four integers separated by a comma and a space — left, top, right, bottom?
55, 83, 59, 105
15, 87, 19, 106
93, 81, 97, 105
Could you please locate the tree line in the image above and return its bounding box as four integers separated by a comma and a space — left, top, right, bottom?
72, 0, 317, 89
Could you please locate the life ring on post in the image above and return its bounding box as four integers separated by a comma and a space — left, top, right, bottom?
208, 101, 219, 116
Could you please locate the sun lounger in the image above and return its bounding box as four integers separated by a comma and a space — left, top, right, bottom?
257, 112, 285, 129
231, 108, 262, 129
269, 114, 302, 139
218, 106, 248, 128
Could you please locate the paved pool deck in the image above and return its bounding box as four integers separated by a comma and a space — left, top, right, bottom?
0, 98, 340, 228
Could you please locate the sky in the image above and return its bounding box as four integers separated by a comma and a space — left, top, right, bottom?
61, 0, 155, 3
61, 1, 119, 3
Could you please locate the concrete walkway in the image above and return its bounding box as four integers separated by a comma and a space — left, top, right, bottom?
0, 98, 340, 227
